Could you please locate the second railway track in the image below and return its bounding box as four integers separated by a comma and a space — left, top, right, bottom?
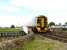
37, 32, 67, 43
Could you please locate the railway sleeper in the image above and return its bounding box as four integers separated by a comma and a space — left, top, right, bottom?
42, 34, 67, 43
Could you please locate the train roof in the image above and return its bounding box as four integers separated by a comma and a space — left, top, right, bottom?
36, 15, 47, 18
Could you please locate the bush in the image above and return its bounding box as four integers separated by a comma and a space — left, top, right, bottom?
11, 25, 15, 28
62, 28, 67, 31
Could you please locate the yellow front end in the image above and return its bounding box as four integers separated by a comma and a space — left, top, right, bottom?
36, 16, 48, 33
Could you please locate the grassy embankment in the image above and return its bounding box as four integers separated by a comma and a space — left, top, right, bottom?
23, 35, 67, 50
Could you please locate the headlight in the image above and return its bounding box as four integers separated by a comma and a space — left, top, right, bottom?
45, 28, 47, 30
37, 27, 40, 31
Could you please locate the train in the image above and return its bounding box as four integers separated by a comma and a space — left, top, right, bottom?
32, 15, 49, 33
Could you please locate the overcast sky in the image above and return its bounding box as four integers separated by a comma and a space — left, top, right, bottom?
0, 0, 67, 27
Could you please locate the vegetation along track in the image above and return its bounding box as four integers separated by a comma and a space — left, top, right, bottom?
37, 32, 67, 43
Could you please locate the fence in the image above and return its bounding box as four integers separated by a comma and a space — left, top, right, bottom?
0, 31, 26, 37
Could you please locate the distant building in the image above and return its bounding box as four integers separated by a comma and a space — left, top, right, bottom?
50, 25, 67, 28
49, 25, 67, 32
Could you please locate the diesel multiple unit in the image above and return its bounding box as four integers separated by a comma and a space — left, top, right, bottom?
32, 15, 49, 33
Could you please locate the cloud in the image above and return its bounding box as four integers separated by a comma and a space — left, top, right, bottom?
0, 0, 67, 27
0, 16, 33, 27
0, 5, 20, 13
11, 0, 67, 10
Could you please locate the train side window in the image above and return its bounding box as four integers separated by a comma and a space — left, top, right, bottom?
37, 18, 41, 23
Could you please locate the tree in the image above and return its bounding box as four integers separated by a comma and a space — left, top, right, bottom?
11, 25, 15, 28
49, 22, 55, 26
65, 22, 67, 25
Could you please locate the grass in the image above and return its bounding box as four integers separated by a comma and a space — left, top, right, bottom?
0, 28, 21, 32
23, 35, 67, 50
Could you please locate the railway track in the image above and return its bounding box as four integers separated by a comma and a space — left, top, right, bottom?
37, 32, 67, 43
